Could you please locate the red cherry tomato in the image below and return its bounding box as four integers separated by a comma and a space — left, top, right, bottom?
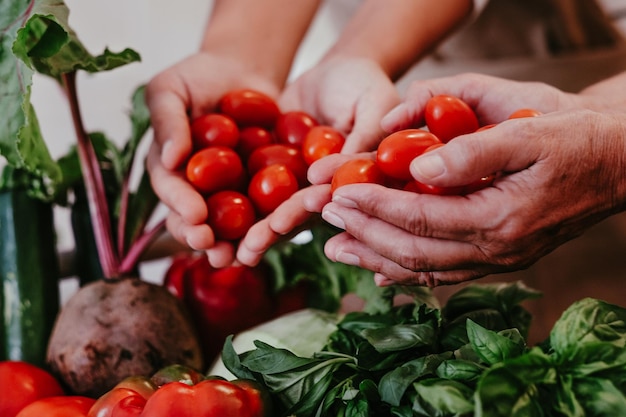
190, 113, 239, 150
246, 144, 309, 188
425, 95, 479, 142
331, 158, 387, 194
0, 361, 65, 417
16, 396, 95, 417
236, 126, 275, 161
274, 111, 319, 147
248, 164, 299, 216
218, 89, 281, 129
508, 108, 542, 119
205, 190, 257, 241
302, 125, 346, 166
186, 146, 245, 194
376, 129, 441, 181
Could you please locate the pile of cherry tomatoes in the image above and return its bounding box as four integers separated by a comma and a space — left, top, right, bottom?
185, 89, 345, 241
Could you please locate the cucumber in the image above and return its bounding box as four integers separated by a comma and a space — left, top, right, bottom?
0, 188, 60, 367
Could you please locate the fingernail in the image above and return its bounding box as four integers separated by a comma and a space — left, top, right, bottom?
411, 153, 445, 179
322, 209, 345, 230
374, 273, 395, 287
331, 195, 357, 208
336, 251, 360, 266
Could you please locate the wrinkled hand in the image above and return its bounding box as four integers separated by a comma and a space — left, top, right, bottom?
280, 56, 401, 153
145, 52, 279, 267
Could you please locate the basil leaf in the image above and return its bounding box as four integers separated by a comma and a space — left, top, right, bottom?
467, 320, 526, 365
413, 378, 474, 416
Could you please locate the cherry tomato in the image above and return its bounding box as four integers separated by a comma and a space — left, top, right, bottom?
302, 125, 346, 166
87, 376, 155, 417
375, 129, 441, 181
331, 158, 387, 194
246, 144, 309, 188
508, 108, 542, 119
218, 89, 281, 129
0, 361, 65, 417
186, 146, 245, 194
151, 364, 205, 388
425, 95, 479, 142
109, 396, 146, 417
205, 190, 257, 240
274, 110, 319, 147
236, 126, 275, 161
248, 164, 299, 216
139, 379, 266, 417
190, 113, 239, 150
16, 396, 95, 417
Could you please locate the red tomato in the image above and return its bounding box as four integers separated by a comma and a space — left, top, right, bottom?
184, 260, 274, 361
150, 364, 205, 388
375, 129, 441, 181
302, 125, 346, 166
331, 159, 387, 194
186, 146, 246, 194
248, 164, 300, 216
246, 144, 309, 188
16, 396, 95, 417
236, 126, 275, 161
218, 89, 281, 129
425, 95, 479, 142
274, 110, 319, 147
190, 113, 239, 150
0, 361, 65, 417
139, 379, 265, 417
87, 388, 148, 417
508, 108, 542, 119
109, 396, 146, 417
205, 190, 257, 241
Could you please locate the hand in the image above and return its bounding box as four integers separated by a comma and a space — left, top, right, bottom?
145, 52, 280, 267
320, 107, 626, 286
280, 56, 401, 153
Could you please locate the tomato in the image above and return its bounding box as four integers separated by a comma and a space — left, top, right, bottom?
248, 164, 300, 216
508, 108, 542, 119
425, 95, 479, 142
246, 144, 309, 188
274, 110, 319, 147
16, 396, 95, 417
231, 379, 273, 417
190, 113, 239, 150
88, 376, 155, 417
164, 254, 274, 362
186, 146, 246, 194
150, 364, 205, 388
0, 361, 65, 417
109, 396, 146, 417
375, 129, 441, 181
205, 190, 257, 241
139, 379, 266, 417
218, 89, 281, 129
236, 126, 275, 161
302, 125, 346, 166
331, 158, 387, 194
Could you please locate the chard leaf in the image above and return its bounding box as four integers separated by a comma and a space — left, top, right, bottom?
467, 319, 526, 365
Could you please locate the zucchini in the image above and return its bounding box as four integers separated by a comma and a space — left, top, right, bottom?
0, 187, 60, 367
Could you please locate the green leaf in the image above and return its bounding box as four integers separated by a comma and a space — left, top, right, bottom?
436, 358, 486, 382
379, 353, 453, 406
573, 376, 626, 416
362, 323, 435, 353
467, 320, 526, 365
413, 378, 475, 416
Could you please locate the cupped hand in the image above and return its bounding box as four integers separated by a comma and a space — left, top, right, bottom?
145, 52, 280, 267
320, 109, 626, 286
280, 56, 401, 153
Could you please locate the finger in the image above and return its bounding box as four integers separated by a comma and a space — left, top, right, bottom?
342, 91, 399, 153
236, 218, 280, 266
323, 232, 488, 286
145, 75, 192, 170
207, 242, 236, 268
321, 199, 490, 273
166, 211, 215, 251
268, 184, 330, 234
147, 144, 208, 224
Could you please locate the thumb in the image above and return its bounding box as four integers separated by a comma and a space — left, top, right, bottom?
409, 122, 538, 187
